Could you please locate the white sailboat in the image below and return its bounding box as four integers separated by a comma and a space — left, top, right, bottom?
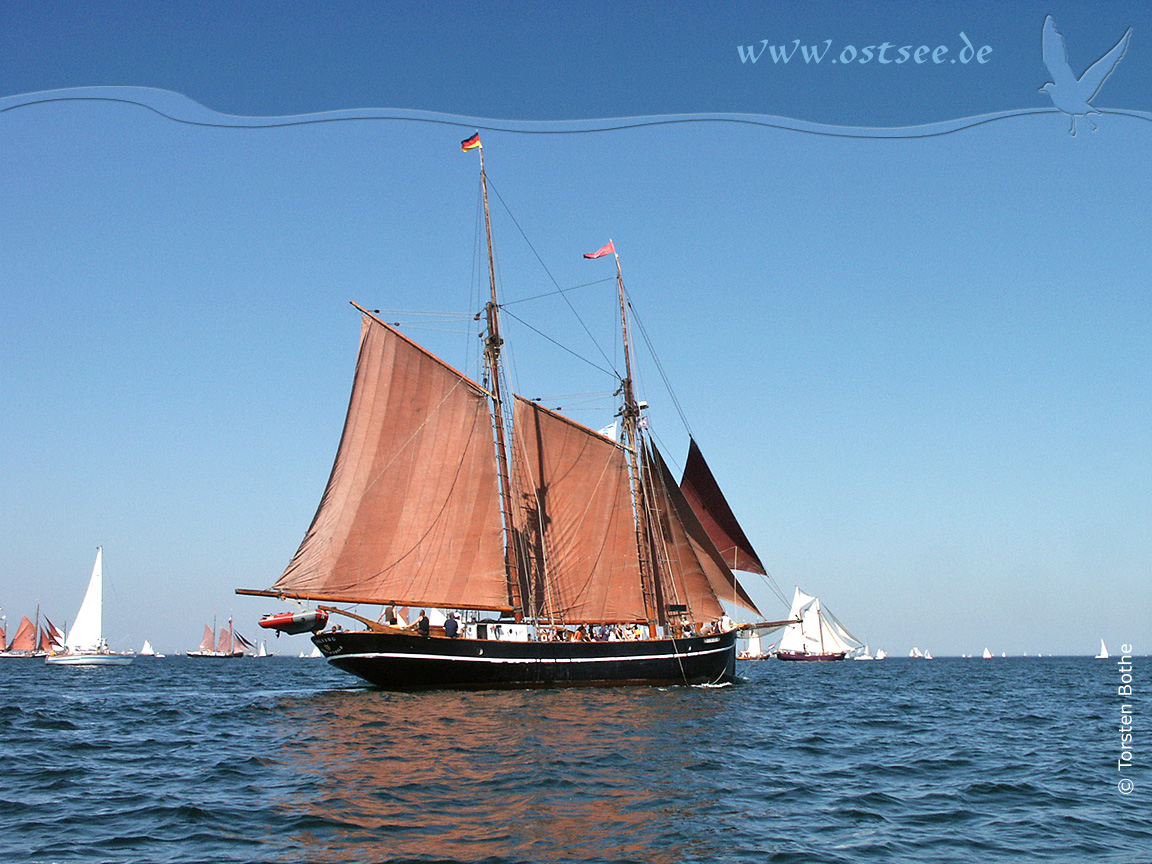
46, 547, 133, 666
139, 640, 164, 658
1095, 639, 1109, 659
776, 588, 861, 662
982, 647, 993, 659
257, 640, 273, 658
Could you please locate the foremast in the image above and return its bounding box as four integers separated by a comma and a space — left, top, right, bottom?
472, 137, 524, 619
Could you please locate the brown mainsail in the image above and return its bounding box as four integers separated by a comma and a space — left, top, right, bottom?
8, 615, 36, 652
512, 396, 647, 624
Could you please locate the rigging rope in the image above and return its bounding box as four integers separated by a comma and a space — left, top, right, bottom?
486, 178, 619, 377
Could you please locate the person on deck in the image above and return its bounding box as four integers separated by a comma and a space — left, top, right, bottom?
444, 613, 459, 639
416, 610, 430, 637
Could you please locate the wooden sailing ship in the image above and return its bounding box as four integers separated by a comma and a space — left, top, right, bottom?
1, 607, 63, 659
239, 138, 787, 688
774, 587, 861, 662
186, 617, 253, 658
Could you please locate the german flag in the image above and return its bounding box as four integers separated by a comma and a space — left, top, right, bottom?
461, 132, 481, 152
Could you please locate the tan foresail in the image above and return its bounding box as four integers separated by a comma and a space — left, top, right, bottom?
271, 313, 509, 610
679, 438, 767, 576
647, 444, 762, 618
512, 396, 648, 623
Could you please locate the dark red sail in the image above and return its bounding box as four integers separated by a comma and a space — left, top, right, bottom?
679, 438, 767, 575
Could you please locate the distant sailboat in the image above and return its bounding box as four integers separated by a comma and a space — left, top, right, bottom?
300, 644, 323, 659
187, 617, 253, 658
874, 649, 887, 660
46, 547, 133, 666
1095, 639, 1109, 659
776, 588, 861, 662
982, 647, 993, 659
257, 640, 273, 658
139, 640, 164, 658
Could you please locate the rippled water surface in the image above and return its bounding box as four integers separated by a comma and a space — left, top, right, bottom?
1, 655, 1147, 863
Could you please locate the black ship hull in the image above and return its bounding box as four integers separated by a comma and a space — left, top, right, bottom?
312, 629, 738, 689
775, 651, 847, 662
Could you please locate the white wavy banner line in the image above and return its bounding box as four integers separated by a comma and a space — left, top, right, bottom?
2, 86, 1150, 138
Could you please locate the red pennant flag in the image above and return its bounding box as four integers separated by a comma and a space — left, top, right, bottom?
583, 241, 615, 259
461, 132, 481, 151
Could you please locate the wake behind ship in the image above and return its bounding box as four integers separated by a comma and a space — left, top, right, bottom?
239, 138, 788, 689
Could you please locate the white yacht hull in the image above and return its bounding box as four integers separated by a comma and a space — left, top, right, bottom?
46, 653, 133, 666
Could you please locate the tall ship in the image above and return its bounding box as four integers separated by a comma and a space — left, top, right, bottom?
1, 608, 62, 659
775, 587, 861, 662
239, 138, 788, 688
187, 617, 254, 658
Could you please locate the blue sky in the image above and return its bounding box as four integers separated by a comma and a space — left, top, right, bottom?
1, 2, 1148, 656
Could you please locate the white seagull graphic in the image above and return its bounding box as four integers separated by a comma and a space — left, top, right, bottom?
1040, 15, 1131, 135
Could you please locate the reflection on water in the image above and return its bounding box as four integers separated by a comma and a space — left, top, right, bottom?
271, 687, 733, 863
7, 658, 1136, 863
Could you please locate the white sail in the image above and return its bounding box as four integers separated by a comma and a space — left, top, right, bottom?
982, 647, 992, 658
777, 589, 860, 656
1096, 639, 1109, 659
140, 640, 155, 656
65, 547, 104, 652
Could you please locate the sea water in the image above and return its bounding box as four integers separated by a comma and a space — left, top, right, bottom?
1, 655, 1148, 863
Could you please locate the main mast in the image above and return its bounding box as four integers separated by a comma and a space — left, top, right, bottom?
472, 136, 524, 618
611, 248, 662, 628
